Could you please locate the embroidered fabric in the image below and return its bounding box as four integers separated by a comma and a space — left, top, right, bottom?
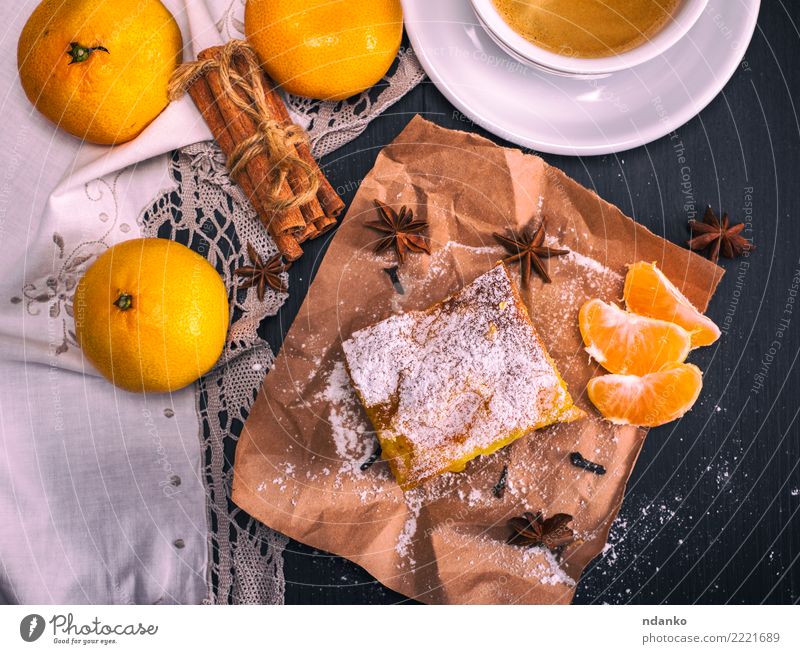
139, 143, 289, 604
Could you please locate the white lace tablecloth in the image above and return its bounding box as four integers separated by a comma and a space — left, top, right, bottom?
0, 0, 423, 604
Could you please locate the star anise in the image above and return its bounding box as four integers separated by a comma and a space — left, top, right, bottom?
688, 207, 754, 263
507, 511, 574, 551
365, 200, 430, 263
234, 242, 290, 300
494, 220, 568, 286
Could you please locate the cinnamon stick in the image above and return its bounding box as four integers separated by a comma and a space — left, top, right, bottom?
298, 201, 324, 233
297, 221, 320, 244
313, 213, 338, 235
199, 47, 307, 237
257, 71, 345, 219
185, 73, 303, 261
230, 55, 328, 232
176, 41, 343, 260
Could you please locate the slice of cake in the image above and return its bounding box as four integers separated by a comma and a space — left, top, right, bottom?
342, 263, 582, 490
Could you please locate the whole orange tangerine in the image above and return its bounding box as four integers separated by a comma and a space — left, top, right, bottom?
17, 0, 182, 144
245, 0, 403, 101
74, 238, 229, 393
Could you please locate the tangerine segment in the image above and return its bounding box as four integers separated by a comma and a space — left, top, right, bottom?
623, 262, 721, 347
579, 298, 692, 375
587, 363, 703, 427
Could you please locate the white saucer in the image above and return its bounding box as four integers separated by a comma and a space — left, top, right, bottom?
402, 0, 760, 156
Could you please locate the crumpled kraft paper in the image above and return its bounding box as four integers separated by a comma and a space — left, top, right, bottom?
232, 116, 723, 604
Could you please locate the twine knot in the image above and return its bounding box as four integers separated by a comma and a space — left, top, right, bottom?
168, 40, 319, 215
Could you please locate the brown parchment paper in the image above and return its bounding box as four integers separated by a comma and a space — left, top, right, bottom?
232, 116, 724, 604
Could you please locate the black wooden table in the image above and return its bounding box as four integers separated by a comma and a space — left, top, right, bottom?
262, 1, 800, 604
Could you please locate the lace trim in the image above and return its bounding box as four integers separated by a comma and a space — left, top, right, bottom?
285, 46, 427, 159
139, 142, 289, 605
140, 0, 427, 602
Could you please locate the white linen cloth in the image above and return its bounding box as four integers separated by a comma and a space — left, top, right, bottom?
0, 0, 425, 604
0, 0, 224, 604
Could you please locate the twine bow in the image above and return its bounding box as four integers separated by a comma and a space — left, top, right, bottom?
168, 40, 319, 214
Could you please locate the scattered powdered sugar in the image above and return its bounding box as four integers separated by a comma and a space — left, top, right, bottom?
601, 541, 618, 563
425, 241, 502, 279
389, 241, 504, 312
395, 490, 423, 566
533, 237, 625, 331
441, 531, 577, 592
561, 248, 623, 281
322, 360, 352, 406
577, 452, 750, 603
321, 361, 374, 475
454, 486, 490, 507
521, 547, 577, 587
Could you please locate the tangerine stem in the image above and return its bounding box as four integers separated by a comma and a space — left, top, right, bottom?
67, 42, 109, 65
114, 293, 133, 311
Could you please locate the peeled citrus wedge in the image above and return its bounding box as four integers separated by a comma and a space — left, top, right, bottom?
586, 362, 703, 427
623, 262, 720, 347
579, 298, 692, 375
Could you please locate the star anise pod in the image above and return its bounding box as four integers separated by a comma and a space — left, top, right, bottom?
688, 207, 754, 263
234, 242, 291, 300
507, 511, 574, 551
494, 220, 568, 286
365, 200, 430, 263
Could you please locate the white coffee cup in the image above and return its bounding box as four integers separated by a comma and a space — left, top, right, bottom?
470, 0, 709, 76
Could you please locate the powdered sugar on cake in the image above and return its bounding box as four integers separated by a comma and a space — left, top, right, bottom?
342, 264, 573, 485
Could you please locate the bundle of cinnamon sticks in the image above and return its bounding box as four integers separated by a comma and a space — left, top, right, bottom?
169, 41, 344, 261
